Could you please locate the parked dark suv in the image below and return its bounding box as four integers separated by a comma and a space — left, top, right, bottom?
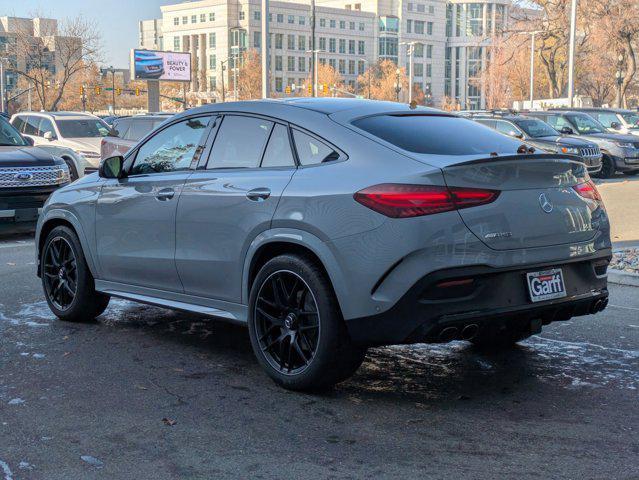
469, 112, 602, 174
526, 110, 639, 177
0, 116, 70, 232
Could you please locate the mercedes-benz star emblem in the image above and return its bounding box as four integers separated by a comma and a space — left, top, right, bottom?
539, 193, 553, 213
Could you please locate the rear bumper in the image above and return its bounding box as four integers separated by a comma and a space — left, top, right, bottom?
345, 253, 610, 346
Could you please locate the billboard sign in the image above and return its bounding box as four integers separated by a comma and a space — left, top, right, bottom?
131, 49, 191, 82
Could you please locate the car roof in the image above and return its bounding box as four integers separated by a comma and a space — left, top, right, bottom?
14, 111, 101, 120
553, 107, 634, 114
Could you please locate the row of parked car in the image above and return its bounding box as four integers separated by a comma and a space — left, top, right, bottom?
0, 110, 172, 232
461, 107, 639, 178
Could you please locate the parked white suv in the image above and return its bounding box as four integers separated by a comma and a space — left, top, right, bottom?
11, 112, 111, 172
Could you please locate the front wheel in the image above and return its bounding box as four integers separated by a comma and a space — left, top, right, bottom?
41, 226, 110, 322
248, 254, 366, 391
595, 155, 615, 179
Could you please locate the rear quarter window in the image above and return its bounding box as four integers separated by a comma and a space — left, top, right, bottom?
353, 114, 523, 155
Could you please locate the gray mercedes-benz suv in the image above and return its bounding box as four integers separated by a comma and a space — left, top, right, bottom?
35, 99, 611, 391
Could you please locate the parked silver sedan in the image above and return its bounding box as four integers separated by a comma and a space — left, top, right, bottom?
35, 99, 611, 391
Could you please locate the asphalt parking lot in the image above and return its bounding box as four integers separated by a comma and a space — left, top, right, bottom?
0, 175, 637, 479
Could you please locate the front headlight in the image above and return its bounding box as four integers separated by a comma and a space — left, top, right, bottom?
561, 146, 580, 155
614, 141, 635, 148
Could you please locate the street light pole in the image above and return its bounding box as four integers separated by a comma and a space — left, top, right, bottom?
111, 67, 116, 115
395, 68, 400, 102
567, 0, 578, 107
310, 0, 316, 97
529, 31, 536, 107
0, 58, 6, 114
615, 54, 624, 108
261, 0, 270, 98
220, 60, 227, 102
400, 41, 420, 104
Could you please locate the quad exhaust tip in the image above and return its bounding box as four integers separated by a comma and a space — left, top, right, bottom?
461, 324, 479, 341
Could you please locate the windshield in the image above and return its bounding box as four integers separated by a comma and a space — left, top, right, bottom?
353, 114, 524, 155
621, 112, 639, 129
56, 119, 111, 138
0, 117, 28, 147
514, 118, 560, 138
567, 114, 606, 134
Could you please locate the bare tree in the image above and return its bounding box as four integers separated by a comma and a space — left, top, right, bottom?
8, 15, 102, 111
237, 49, 262, 100
357, 60, 408, 101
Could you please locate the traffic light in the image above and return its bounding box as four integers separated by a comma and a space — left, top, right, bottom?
308, 84, 312, 95
94, 86, 101, 95
116, 88, 122, 96
322, 84, 329, 95
80, 85, 85, 96
285, 85, 291, 95
135, 87, 141, 96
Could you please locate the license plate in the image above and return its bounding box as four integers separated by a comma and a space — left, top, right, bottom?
526, 268, 567, 303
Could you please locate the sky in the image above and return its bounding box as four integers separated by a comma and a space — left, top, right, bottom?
6, 0, 177, 68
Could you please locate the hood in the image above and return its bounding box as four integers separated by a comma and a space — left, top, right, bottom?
585, 132, 639, 142
65, 137, 103, 153
0, 146, 60, 167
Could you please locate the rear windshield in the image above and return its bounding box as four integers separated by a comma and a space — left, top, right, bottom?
353, 114, 524, 155
57, 119, 111, 138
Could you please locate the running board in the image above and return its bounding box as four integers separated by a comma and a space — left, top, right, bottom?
95, 280, 247, 324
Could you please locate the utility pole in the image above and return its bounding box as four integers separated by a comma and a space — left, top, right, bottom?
261, 0, 270, 98
395, 68, 401, 102
567, 0, 577, 107
0, 58, 6, 113
310, 0, 316, 97
529, 31, 536, 107
81, 84, 87, 112
220, 60, 227, 102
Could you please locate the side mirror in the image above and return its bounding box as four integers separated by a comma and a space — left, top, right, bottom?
509, 131, 524, 139
43, 131, 56, 141
22, 135, 34, 146
610, 121, 622, 130
99, 155, 125, 179
560, 126, 574, 135
108, 129, 120, 137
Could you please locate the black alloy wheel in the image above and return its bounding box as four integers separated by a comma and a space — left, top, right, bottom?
43, 236, 78, 311
254, 270, 320, 375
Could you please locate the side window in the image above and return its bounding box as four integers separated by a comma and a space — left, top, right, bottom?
595, 112, 618, 128
12, 116, 26, 133
475, 119, 495, 129
131, 116, 212, 175
23, 116, 41, 136
38, 118, 55, 137
261, 124, 296, 168
113, 118, 132, 139
126, 120, 154, 142
545, 115, 564, 130
207, 115, 273, 169
292, 129, 339, 166
494, 120, 518, 136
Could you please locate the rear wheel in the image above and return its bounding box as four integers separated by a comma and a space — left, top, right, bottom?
248, 254, 366, 391
41, 226, 110, 322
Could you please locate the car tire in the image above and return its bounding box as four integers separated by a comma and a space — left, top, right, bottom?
62, 157, 79, 181
248, 254, 366, 391
41, 226, 110, 322
595, 155, 615, 179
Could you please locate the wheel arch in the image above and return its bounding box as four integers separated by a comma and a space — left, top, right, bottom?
37, 210, 98, 278
242, 229, 348, 314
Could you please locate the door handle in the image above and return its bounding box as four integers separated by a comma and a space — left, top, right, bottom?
156, 188, 175, 201
246, 187, 271, 202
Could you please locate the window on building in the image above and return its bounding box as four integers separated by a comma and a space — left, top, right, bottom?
348, 60, 355, 75
298, 57, 306, 72
348, 40, 355, 54
408, 2, 414, 11
209, 12, 215, 21
358, 60, 365, 75
200, 13, 206, 22
210, 77, 217, 91
349, 21, 355, 30
254, 31, 261, 48
275, 34, 283, 49
209, 33, 216, 48
358, 40, 365, 55
287, 56, 295, 71
427, 21, 433, 35
414, 43, 424, 57
339, 20, 345, 29
191, 15, 197, 23
426, 63, 432, 77
319, 37, 326, 50
239, 10, 245, 20
173, 17, 179, 26
329, 38, 336, 53
359, 22, 365, 31
288, 15, 295, 24
329, 58, 336, 69
417, 4, 425, 13
275, 56, 283, 71
299, 16, 305, 25
467, 3, 483, 36
209, 54, 216, 69
339, 39, 346, 54
174, 37, 181, 50
415, 20, 424, 34
338, 59, 346, 74
426, 44, 432, 58
320, 18, 326, 27
277, 13, 284, 23
182, 16, 188, 25
379, 16, 399, 33
254, 11, 261, 20
414, 63, 423, 77
407, 19, 412, 33
299, 35, 306, 51
330, 19, 336, 28
287, 34, 295, 50
275, 77, 283, 92
429, 5, 435, 14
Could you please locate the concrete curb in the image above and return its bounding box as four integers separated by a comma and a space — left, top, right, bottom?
608, 269, 639, 287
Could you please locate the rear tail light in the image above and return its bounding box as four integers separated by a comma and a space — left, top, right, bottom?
573, 181, 602, 201
354, 184, 499, 218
